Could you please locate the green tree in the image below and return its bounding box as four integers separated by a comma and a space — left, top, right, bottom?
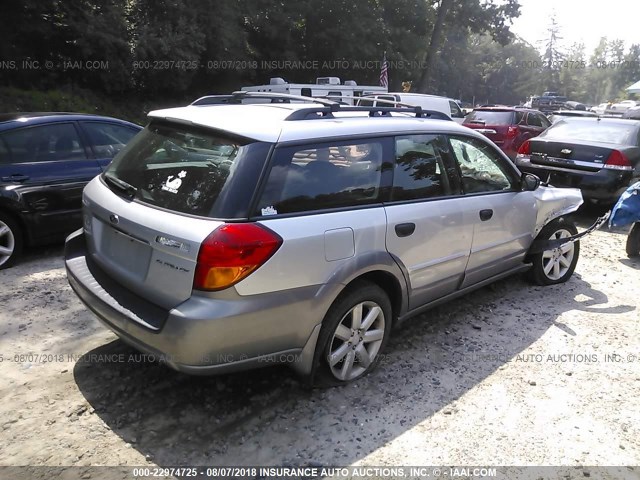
541, 14, 564, 90
129, 0, 206, 96
415, 0, 521, 93
615, 44, 640, 99
559, 43, 587, 101
585, 37, 613, 103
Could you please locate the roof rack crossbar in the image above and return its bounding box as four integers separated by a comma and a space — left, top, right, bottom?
284, 106, 451, 121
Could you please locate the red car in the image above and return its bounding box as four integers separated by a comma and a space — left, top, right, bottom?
463, 107, 551, 160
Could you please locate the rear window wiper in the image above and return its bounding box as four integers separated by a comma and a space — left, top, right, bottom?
103, 173, 137, 199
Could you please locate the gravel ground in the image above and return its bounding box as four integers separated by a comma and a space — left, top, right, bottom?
0, 209, 639, 477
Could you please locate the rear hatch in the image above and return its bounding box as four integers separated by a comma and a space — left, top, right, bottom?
82, 120, 270, 310
463, 110, 516, 146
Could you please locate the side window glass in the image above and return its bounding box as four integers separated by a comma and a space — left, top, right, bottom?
449, 100, 464, 118
527, 113, 543, 128
257, 140, 386, 215
539, 114, 551, 128
0, 137, 9, 164
449, 136, 516, 193
393, 135, 457, 201
378, 95, 397, 105
515, 111, 526, 125
83, 122, 138, 159
0, 123, 86, 163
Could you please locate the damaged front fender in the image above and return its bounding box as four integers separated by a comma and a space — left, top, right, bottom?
533, 186, 583, 236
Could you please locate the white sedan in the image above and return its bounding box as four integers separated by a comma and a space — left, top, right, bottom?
590, 103, 608, 114
610, 100, 638, 111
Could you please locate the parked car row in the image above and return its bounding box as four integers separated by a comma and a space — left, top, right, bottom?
5, 91, 631, 385
461, 103, 640, 206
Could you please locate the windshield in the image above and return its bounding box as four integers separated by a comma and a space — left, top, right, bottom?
541, 120, 639, 145
464, 110, 514, 125
104, 122, 264, 218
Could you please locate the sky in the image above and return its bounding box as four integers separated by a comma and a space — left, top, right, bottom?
510, 0, 640, 55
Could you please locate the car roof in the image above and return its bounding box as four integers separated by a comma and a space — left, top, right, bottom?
148, 103, 478, 143
552, 117, 640, 128
0, 112, 141, 129
551, 110, 597, 116
471, 106, 533, 112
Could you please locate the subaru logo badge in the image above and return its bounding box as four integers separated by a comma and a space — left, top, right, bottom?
109, 214, 119, 225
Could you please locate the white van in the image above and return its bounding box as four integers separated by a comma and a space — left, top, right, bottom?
358, 93, 466, 123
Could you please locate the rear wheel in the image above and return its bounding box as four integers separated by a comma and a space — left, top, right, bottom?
626, 223, 640, 258
315, 281, 392, 386
0, 213, 22, 270
527, 218, 579, 285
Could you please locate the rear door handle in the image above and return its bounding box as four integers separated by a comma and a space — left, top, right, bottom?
395, 222, 416, 237
479, 209, 493, 221
1, 174, 30, 182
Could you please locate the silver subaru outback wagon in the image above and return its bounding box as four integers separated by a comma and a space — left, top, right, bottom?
65, 96, 584, 385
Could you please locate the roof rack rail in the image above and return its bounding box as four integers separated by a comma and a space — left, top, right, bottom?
284, 106, 452, 121
189, 92, 451, 120
191, 91, 339, 107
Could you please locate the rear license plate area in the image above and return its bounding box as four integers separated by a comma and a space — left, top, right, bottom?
103, 227, 152, 279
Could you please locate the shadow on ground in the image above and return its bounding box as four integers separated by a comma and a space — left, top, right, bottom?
73, 256, 634, 466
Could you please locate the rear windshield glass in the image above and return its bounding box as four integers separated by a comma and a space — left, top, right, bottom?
104, 122, 261, 218
464, 110, 514, 125
542, 120, 639, 145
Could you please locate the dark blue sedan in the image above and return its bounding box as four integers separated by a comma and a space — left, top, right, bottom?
0, 113, 141, 268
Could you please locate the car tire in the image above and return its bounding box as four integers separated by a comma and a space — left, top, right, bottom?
0, 213, 23, 270
314, 281, 392, 386
527, 217, 580, 286
626, 222, 640, 258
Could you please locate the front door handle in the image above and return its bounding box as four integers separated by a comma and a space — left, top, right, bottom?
395, 222, 416, 237
1, 174, 30, 182
479, 209, 493, 221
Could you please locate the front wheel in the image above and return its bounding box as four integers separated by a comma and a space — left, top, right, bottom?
527, 218, 580, 285
0, 213, 22, 270
626, 223, 640, 258
314, 281, 392, 386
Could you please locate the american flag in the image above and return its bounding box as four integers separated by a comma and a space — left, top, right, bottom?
379, 53, 388, 88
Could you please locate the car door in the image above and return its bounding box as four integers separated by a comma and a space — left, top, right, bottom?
384, 134, 473, 309
447, 135, 537, 288
79, 121, 140, 171
0, 122, 102, 240
527, 111, 551, 137
448, 100, 466, 124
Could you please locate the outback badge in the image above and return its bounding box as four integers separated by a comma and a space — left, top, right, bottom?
156, 235, 190, 253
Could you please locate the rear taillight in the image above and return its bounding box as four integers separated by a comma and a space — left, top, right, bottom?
507, 126, 520, 138
193, 223, 282, 291
517, 140, 531, 155
604, 150, 633, 170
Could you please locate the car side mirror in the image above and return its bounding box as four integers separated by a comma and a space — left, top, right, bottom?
521, 172, 541, 191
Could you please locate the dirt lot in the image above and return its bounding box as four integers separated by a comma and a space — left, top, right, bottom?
1, 209, 639, 476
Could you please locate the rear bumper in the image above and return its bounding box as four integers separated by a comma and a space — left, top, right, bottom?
515, 156, 634, 203
65, 230, 325, 375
